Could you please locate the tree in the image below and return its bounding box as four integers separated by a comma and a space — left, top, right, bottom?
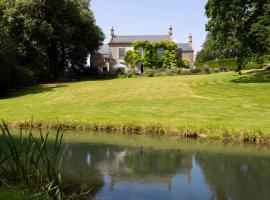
205, 0, 270, 70
196, 33, 240, 64
0, 0, 104, 80
0, 27, 15, 96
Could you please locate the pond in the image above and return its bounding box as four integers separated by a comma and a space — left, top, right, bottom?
56, 134, 270, 200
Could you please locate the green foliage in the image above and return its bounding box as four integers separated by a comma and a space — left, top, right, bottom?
197, 58, 266, 71
195, 33, 240, 65
0, 0, 104, 82
0, 121, 64, 199
205, 0, 270, 70
178, 59, 190, 68
124, 50, 141, 67
0, 28, 14, 95
124, 41, 178, 69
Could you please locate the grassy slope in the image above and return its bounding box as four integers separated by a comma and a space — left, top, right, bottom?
0, 70, 270, 135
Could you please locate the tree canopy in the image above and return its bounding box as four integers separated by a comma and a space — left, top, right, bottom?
0, 0, 104, 96
196, 33, 240, 64
205, 0, 270, 70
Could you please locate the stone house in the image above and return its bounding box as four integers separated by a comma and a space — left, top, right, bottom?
91, 26, 194, 73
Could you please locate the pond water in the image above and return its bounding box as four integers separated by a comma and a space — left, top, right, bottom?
57, 134, 270, 200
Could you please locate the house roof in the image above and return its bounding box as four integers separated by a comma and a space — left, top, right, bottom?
110, 35, 171, 44
177, 43, 193, 52
91, 45, 110, 59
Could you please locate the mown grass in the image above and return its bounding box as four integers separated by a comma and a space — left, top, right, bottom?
0, 70, 270, 142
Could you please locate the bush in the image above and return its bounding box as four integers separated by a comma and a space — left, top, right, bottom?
0, 64, 36, 96
219, 66, 230, 72
244, 61, 262, 70
196, 57, 269, 71
180, 69, 192, 75
0, 63, 13, 96
14, 66, 36, 86
111, 68, 126, 78
190, 68, 201, 74
126, 69, 136, 78
197, 58, 237, 71
144, 68, 156, 77
202, 66, 211, 74
263, 55, 270, 64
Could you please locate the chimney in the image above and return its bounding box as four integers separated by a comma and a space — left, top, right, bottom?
188, 33, 192, 47
111, 26, 115, 37
169, 25, 173, 41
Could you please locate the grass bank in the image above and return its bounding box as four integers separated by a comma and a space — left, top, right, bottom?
1, 70, 270, 143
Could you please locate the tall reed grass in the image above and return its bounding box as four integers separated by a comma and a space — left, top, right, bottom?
0, 120, 64, 199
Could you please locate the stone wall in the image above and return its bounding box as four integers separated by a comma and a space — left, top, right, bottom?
90, 58, 109, 72
109, 43, 133, 66
181, 51, 195, 68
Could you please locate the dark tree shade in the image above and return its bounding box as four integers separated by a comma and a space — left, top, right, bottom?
0, 0, 104, 81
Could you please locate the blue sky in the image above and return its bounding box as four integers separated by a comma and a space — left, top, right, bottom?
91, 0, 208, 54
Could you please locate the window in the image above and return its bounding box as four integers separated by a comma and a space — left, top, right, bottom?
119, 48, 126, 59
157, 48, 163, 57
138, 47, 144, 56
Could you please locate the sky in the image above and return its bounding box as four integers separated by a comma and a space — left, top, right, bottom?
91, 0, 208, 54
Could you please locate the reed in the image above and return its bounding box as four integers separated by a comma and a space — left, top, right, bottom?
0, 120, 64, 199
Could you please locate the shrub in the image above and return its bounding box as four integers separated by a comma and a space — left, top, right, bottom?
144, 68, 156, 77
180, 69, 192, 75
111, 68, 126, 77
190, 68, 201, 74
244, 61, 262, 70
14, 66, 36, 86
219, 66, 230, 72
126, 70, 136, 78
202, 66, 211, 74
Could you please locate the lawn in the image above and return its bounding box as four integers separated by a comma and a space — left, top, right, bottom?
0, 70, 270, 138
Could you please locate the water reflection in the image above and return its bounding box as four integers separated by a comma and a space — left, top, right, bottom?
1, 136, 270, 200
196, 153, 270, 200
60, 143, 270, 200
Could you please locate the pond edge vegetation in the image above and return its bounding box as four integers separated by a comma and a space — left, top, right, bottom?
0, 120, 97, 199
0, 121, 65, 199
5, 120, 270, 144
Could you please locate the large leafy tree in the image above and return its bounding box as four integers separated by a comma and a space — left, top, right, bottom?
0, 0, 104, 80
205, 0, 270, 70
0, 27, 15, 96
196, 33, 240, 64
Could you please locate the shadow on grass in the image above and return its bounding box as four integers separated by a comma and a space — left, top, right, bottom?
0, 76, 118, 99
231, 70, 270, 83
1, 83, 67, 99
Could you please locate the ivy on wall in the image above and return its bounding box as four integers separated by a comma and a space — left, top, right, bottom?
124, 41, 178, 69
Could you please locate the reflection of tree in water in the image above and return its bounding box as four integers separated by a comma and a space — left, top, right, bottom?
60, 143, 112, 197
196, 153, 270, 200
104, 147, 193, 191
60, 143, 194, 194
125, 148, 186, 176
